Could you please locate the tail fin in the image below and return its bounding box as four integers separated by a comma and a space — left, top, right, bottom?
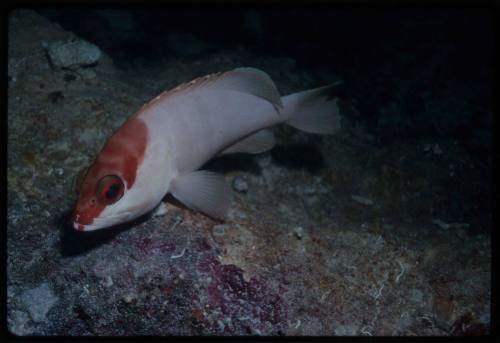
282, 81, 342, 134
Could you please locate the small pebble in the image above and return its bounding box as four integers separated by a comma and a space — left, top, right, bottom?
303, 185, 316, 195
47, 39, 101, 69
294, 226, 304, 240
101, 276, 113, 287
257, 155, 272, 168
212, 224, 229, 237
123, 294, 136, 304
152, 202, 168, 217
433, 144, 442, 155
232, 175, 248, 193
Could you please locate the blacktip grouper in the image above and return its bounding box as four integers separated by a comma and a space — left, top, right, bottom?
72, 67, 341, 231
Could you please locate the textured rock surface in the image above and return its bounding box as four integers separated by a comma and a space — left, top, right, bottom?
20, 283, 59, 323
7, 10, 491, 336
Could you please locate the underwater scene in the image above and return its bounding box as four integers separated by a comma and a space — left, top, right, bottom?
7, 6, 493, 336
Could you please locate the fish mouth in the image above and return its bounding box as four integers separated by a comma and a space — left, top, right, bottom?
73, 222, 101, 231
73, 221, 85, 231
72, 215, 107, 232
73, 211, 137, 232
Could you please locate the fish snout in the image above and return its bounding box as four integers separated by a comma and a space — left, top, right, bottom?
72, 211, 87, 231
71, 208, 95, 231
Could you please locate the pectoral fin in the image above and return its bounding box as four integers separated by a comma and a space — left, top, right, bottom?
220, 129, 275, 155
169, 170, 231, 218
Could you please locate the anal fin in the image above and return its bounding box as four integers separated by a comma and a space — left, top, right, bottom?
220, 129, 275, 155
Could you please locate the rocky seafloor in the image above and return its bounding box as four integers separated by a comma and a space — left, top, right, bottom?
7, 10, 492, 336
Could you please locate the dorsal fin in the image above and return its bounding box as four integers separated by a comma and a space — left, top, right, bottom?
206, 67, 283, 109
142, 68, 283, 111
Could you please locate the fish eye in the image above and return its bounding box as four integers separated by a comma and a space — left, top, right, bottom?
97, 175, 124, 204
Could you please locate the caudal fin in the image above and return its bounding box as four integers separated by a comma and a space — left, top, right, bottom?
283, 81, 342, 134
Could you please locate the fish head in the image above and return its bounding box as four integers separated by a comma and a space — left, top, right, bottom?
72, 164, 136, 231
72, 117, 154, 231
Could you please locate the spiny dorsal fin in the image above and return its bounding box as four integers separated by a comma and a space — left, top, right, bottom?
207, 67, 283, 110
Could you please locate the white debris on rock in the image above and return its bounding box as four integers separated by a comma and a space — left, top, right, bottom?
152, 202, 168, 217
20, 283, 58, 323
351, 195, 374, 206
431, 218, 469, 230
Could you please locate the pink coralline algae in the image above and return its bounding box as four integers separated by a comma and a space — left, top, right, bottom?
135, 237, 176, 254
197, 253, 288, 335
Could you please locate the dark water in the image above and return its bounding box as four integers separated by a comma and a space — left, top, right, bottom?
37, 7, 493, 148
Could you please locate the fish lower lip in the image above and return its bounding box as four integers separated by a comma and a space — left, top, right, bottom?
73, 222, 86, 231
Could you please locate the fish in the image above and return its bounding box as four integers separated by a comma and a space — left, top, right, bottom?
72, 67, 341, 231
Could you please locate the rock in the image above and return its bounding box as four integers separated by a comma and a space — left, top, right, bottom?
8, 310, 33, 336
46, 39, 101, 69
335, 323, 359, 335
232, 175, 248, 193
20, 283, 58, 323
409, 288, 424, 303
79, 68, 96, 80
433, 293, 455, 326
304, 195, 319, 206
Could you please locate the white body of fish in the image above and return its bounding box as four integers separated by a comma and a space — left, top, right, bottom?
73, 67, 341, 231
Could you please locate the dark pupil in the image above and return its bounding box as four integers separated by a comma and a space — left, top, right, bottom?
105, 183, 120, 199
